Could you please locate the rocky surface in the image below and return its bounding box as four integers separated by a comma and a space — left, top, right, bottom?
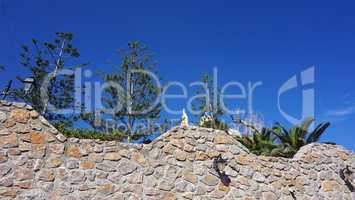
0, 101, 354, 200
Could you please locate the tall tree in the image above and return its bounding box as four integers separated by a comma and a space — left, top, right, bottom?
84, 41, 162, 142
12, 32, 83, 125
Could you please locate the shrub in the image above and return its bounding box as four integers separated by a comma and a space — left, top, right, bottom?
235, 128, 278, 156
54, 123, 126, 141
234, 117, 331, 158
199, 114, 229, 131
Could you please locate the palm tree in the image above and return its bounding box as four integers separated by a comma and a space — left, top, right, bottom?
235, 128, 278, 156
234, 117, 331, 158
271, 117, 330, 157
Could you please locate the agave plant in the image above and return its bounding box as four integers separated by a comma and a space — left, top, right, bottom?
271, 117, 331, 157
200, 118, 229, 131
199, 112, 229, 131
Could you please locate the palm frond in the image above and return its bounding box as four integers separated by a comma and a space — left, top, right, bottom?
300, 117, 314, 132
306, 122, 331, 143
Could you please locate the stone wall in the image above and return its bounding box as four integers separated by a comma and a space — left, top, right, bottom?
0, 101, 354, 200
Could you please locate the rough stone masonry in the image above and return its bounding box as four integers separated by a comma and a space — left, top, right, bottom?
0, 101, 354, 200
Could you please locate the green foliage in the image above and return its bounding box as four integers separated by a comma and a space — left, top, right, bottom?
82, 41, 162, 142
235, 128, 278, 156
193, 74, 224, 117
199, 115, 229, 131
195, 74, 229, 132
11, 32, 84, 125
235, 117, 331, 158
54, 122, 126, 141
271, 117, 331, 157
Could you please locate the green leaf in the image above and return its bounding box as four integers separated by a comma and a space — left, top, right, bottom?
300, 117, 314, 132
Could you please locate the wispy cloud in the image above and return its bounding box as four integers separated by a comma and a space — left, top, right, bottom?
326, 106, 355, 117
326, 93, 355, 118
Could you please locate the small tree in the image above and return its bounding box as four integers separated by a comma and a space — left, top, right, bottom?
194, 74, 228, 131
0, 65, 8, 100
12, 32, 83, 126
85, 41, 162, 142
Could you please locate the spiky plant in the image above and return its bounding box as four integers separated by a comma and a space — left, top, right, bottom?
235, 128, 278, 156
199, 115, 229, 131
234, 117, 331, 158
271, 117, 331, 157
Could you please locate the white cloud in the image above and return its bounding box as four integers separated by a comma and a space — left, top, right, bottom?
326, 105, 355, 117
326, 92, 355, 118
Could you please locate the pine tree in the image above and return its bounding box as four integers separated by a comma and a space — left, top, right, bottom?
83, 41, 162, 142
12, 32, 83, 126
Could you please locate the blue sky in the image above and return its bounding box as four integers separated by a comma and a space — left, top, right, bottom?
0, 0, 355, 150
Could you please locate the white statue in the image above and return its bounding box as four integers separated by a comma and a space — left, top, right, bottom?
181, 109, 189, 127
